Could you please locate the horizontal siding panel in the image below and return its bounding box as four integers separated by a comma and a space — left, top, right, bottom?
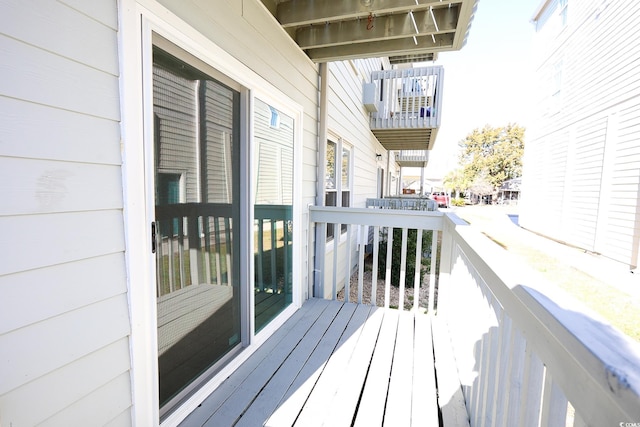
104, 408, 133, 427
0, 0, 118, 75
0, 338, 131, 426
60, 0, 118, 30
40, 372, 132, 427
0, 34, 120, 120
0, 157, 123, 215
0, 294, 131, 395
0, 97, 121, 165
0, 210, 125, 276
0, 253, 127, 334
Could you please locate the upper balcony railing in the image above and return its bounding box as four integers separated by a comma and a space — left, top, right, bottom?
309, 205, 640, 425
368, 66, 444, 151
395, 149, 430, 167
366, 196, 437, 211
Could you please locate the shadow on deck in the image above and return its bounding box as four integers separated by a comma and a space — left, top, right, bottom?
180, 298, 462, 427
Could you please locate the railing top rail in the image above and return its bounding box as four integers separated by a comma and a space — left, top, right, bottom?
310, 205, 443, 230
442, 212, 640, 423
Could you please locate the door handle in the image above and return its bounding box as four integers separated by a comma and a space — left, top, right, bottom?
151, 221, 157, 254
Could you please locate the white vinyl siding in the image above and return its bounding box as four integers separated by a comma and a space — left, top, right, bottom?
522, 0, 640, 266
254, 100, 295, 205
327, 60, 388, 208
0, 2, 130, 426
319, 58, 388, 298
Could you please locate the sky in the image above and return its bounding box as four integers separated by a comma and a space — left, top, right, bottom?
420, 0, 542, 179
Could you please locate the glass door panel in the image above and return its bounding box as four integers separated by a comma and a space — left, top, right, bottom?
253, 99, 294, 332
153, 46, 241, 410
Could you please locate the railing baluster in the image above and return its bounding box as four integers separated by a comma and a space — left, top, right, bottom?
203, 216, 212, 285
188, 215, 201, 286
224, 216, 232, 287
518, 346, 545, 427
539, 370, 568, 427
503, 328, 526, 427
168, 221, 176, 293
344, 224, 352, 303
214, 217, 222, 286
178, 217, 187, 289
413, 228, 423, 311
270, 219, 277, 293
371, 225, 379, 306
398, 227, 408, 310
257, 219, 264, 291
494, 313, 514, 426
357, 225, 365, 304
332, 222, 340, 300
384, 227, 393, 309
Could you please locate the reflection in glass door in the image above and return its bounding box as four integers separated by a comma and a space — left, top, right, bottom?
152, 45, 241, 412
253, 99, 294, 332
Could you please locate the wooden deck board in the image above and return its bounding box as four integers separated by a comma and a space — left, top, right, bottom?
353, 308, 399, 427
180, 298, 440, 427
385, 310, 415, 426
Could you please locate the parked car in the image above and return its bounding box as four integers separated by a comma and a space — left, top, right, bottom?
431, 192, 450, 207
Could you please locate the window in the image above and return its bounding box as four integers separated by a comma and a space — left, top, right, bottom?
325, 139, 352, 239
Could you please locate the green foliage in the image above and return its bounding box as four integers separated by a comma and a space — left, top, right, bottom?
451, 197, 466, 207
378, 228, 432, 288
447, 124, 525, 196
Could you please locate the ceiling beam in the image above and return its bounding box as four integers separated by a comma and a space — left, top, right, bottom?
277, 0, 459, 28
307, 33, 455, 62
296, 6, 460, 49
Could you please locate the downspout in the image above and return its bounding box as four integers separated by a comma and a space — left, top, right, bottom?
386, 151, 391, 197
314, 62, 329, 297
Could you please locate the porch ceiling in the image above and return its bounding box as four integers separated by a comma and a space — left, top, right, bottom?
372, 127, 438, 151
260, 0, 478, 63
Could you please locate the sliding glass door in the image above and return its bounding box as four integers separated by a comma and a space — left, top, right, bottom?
253, 99, 294, 332
152, 45, 242, 411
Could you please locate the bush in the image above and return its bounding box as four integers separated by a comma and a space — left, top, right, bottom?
451, 197, 466, 207
378, 228, 432, 288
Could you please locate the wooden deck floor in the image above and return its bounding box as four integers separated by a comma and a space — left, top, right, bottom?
180, 298, 439, 427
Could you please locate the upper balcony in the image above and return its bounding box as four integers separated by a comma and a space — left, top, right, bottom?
395, 149, 430, 167
367, 66, 443, 151
260, 0, 479, 64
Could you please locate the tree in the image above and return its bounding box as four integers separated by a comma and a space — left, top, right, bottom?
443, 168, 470, 198
457, 124, 525, 190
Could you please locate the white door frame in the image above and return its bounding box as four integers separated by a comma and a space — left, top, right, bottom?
118, 1, 304, 425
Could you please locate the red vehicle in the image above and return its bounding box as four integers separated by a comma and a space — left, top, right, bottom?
431, 191, 450, 208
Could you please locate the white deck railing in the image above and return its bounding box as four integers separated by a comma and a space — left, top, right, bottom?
309, 206, 640, 426
369, 66, 443, 130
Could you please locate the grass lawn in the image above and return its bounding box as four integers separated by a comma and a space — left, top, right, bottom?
455, 205, 640, 342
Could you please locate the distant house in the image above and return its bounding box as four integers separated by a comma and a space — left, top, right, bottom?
521, 0, 640, 269
498, 177, 521, 204
0, 0, 476, 425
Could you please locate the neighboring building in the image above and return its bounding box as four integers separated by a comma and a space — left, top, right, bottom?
521, 0, 640, 269
498, 177, 521, 204
0, 1, 476, 426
